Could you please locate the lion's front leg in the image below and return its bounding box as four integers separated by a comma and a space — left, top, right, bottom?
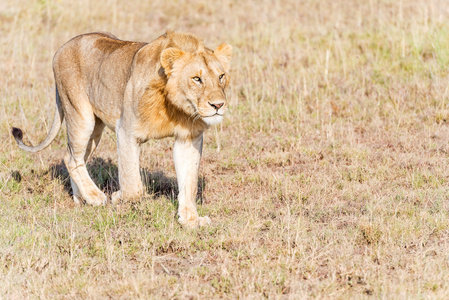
112, 121, 143, 204
174, 133, 210, 228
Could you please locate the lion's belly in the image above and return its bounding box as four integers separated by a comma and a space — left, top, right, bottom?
92, 107, 120, 131
88, 82, 123, 131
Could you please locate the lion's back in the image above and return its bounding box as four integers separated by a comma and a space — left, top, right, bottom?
53, 33, 145, 78
52, 33, 147, 126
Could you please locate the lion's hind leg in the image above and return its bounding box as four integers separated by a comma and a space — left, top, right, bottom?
84, 117, 106, 162
62, 101, 107, 206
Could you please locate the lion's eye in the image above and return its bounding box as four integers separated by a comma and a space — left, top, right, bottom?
192, 76, 202, 84
219, 74, 225, 82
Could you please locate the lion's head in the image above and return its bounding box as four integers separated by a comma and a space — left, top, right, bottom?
161, 41, 232, 126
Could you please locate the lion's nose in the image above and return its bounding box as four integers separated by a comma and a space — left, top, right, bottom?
208, 102, 224, 110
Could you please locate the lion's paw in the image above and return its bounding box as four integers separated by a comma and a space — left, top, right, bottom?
86, 194, 107, 206
111, 191, 121, 205
73, 193, 106, 206
198, 216, 211, 227
178, 216, 198, 228
73, 195, 82, 205
178, 214, 211, 228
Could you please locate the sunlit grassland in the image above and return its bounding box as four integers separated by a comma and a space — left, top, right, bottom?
2, 0, 449, 298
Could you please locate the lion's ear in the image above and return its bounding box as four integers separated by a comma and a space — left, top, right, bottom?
161, 47, 186, 75
214, 43, 232, 72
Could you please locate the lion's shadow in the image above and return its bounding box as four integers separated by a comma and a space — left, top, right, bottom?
49, 157, 206, 207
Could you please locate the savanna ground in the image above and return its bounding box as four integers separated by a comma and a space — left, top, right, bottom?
1, 0, 449, 298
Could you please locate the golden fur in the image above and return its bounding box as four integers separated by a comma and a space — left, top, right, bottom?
12, 30, 232, 228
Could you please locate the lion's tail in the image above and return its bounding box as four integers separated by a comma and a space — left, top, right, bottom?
12, 87, 64, 153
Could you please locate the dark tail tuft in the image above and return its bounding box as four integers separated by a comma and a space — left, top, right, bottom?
12, 127, 23, 141
11, 86, 64, 153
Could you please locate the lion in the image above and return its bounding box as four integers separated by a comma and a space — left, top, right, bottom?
12, 30, 232, 228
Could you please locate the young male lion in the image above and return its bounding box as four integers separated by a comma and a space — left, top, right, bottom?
12, 30, 232, 228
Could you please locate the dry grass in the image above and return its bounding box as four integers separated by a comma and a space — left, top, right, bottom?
2, 0, 449, 298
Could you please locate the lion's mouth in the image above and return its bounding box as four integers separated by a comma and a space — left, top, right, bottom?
203, 112, 223, 118
201, 113, 224, 126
